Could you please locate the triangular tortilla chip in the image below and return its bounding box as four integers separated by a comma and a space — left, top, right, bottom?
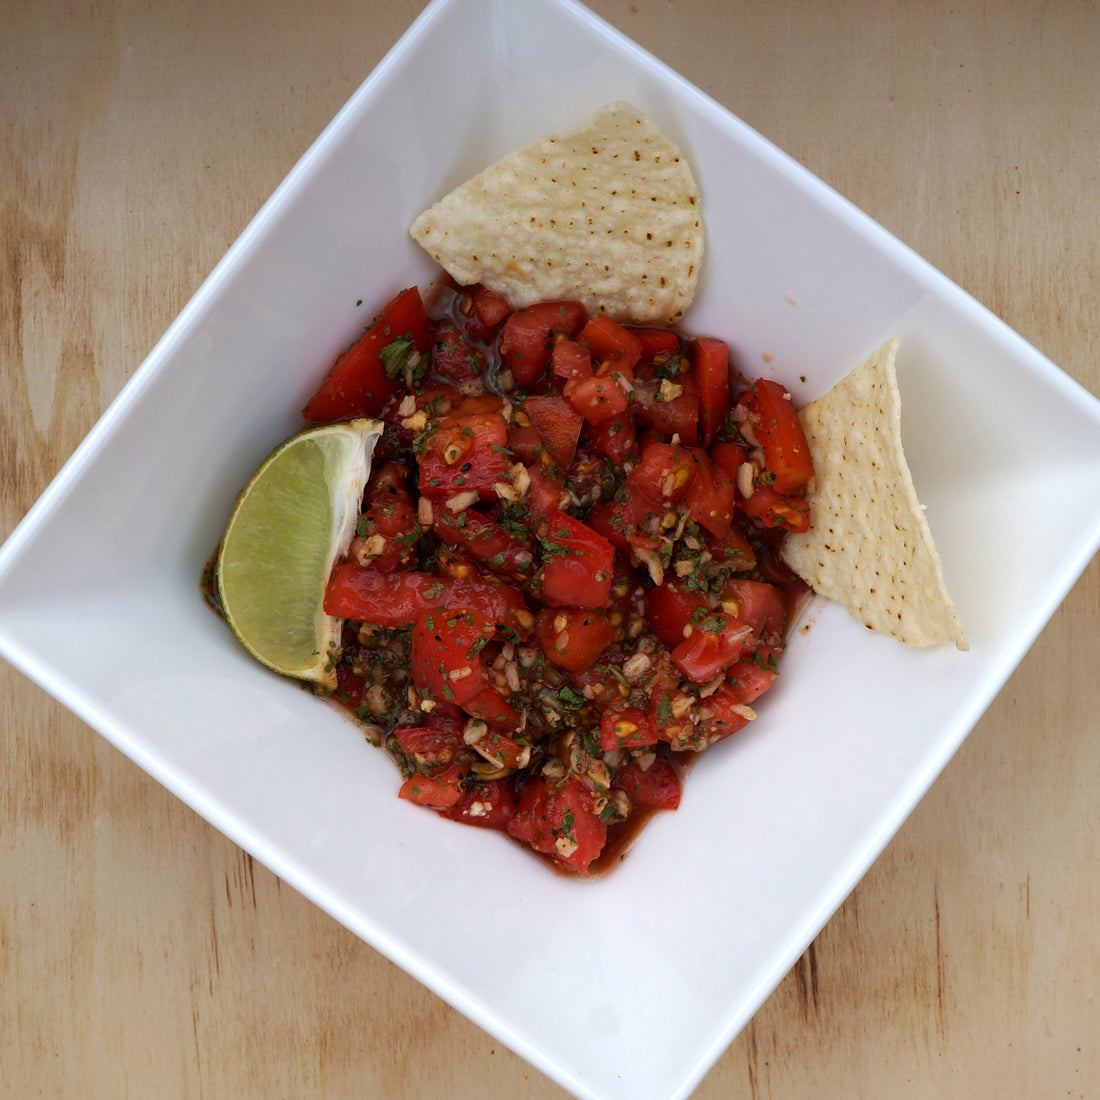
409, 102, 702, 325
781, 339, 968, 650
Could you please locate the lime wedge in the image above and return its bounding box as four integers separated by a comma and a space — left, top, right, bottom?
216, 418, 382, 688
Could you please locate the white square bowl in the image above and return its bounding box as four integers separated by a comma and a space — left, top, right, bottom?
2, 1, 1099, 1099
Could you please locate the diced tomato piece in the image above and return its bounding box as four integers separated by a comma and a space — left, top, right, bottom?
411, 608, 493, 706
525, 462, 569, 520
740, 484, 812, 533
523, 394, 584, 472
577, 315, 643, 372
671, 619, 753, 683
443, 776, 516, 831
364, 460, 414, 507
709, 440, 748, 482
551, 339, 593, 380
722, 578, 786, 641
303, 287, 432, 421
696, 684, 756, 745
648, 666, 701, 751
643, 581, 710, 650
499, 301, 587, 387
418, 412, 510, 499
471, 728, 529, 770
463, 687, 521, 732
585, 411, 637, 464
535, 607, 613, 674
600, 707, 658, 751
506, 775, 607, 875
506, 424, 543, 464
627, 326, 681, 360
726, 648, 780, 705
694, 336, 730, 446
705, 525, 757, 573
613, 757, 681, 811
470, 284, 510, 330
586, 483, 661, 552
398, 762, 469, 810
430, 318, 486, 382
634, 363, 700, 444
393, 716, 466, 757
334, 662, 366, 709
433, 508, 535, 581
628, 441, 695, 505
348, 496, 419, 572
683, 448, 735, 539
738, 379, 814, 494
324, 565, 528, 632
540, 510, 615, 608
564, 372, 630, 425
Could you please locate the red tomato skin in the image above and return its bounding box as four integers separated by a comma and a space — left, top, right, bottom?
739, 379, 814, 494
643, 582, 710, 650
398, 763, 469, 810
726, 650, 780, 705
613, 758, 682, 811
462, 687, 521, 731
303, 287, 431, 422
324, 564, 527, 632
393, 717, 466, 757
578, 315, 643, 372
410, 608, 493, 706
499, 301, 587, 387
417, 412, 510, 500
470, 284, 510, 330
599, 707, 658, 751
629, 441, 696, 505
585, 412, 637, 465
722, 578, 786, 641
634, 364, 700, 444
551, 339, 593, 380
535, 607, 614, 674
430, 319, 486, 382
683, 448, 735, 540
740, 485, 812, 533
697, 684, 755, 745
506, 775, 607, 875
586, 484, 662, 553
524, 462, 569, 520
694, 336, 730, 446
540, 510, 615, 609
443, 777, 516, 831
671, 621, 753, 684
523, 395, 584, 472
432, 508, 534, 582
626, 326, 681, 360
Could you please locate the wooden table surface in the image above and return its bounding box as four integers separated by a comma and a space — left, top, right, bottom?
3, 2, 1098, 1097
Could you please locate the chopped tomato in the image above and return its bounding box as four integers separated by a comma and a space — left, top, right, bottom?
430, 319, 485, 382
696, 684, 756, 745
613, 757, 682, 811
324, 564, 528, 632
535, 607, 613, 674
722, 578, 786, 642
726, 649, 780, 705
523, 394, 584, 472
540, 510, 615, 608
463, 687, 521, 731
398, 762, 469, 810
443, 776, 516, 831
740, 484, 812, 533
564, 371, 630, 425
644, 581, 709, 650
586, 484, 661, 552
627, 326, 680, 360
506, 775, 607, 875
433, 508, 534, 581
600, 707, 658, 751
499, 301, 587, 387
524, 462, 569, 520
629, 441, 695, 505
694, 336, 730, 446
469, 284, 510, 332
506, 423, 543, 464
683, 448, 735, 539
551, 339, 593, 380
671, 619, 753, 683
393, 718, 465, 757
635, 363, 700, 444
585, 411, 636, 464
418, 412, 510, 499
348, 496, 419, 572
411, 608, 493, 706
577, 315, 643, 372
738, 379, 814, 494
303, 286, 432, 421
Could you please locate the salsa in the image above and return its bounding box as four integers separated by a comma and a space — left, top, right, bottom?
303, 278, 814, 875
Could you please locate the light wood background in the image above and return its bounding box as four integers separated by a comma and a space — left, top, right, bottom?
3, 1, 1098, 1097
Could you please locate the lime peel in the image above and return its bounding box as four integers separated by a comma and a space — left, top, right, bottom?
216, 418, 382, 688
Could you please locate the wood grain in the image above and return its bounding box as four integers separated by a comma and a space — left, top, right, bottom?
3, 2, 1098, 1098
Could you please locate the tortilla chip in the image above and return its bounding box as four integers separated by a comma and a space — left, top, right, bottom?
409, 102, 702, 325
781, 340, 968, 650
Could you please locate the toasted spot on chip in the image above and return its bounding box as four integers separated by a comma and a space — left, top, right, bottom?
409, 102, 702, 325
781, 339, 968, 650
